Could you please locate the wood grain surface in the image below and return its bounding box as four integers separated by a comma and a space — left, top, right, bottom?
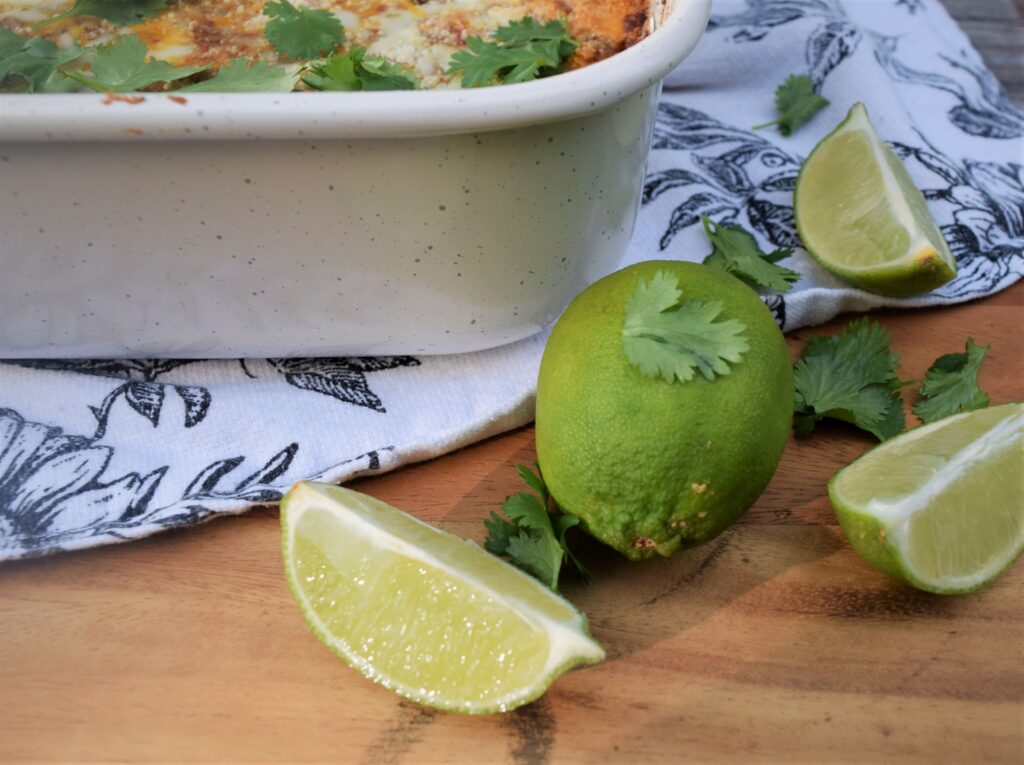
2, 4, 1022, 762
2, 283, 1022, 765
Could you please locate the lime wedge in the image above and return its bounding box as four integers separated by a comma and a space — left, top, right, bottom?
280, 481, 604, 714
829, 403, 1024, 593
795, 102, 957, 296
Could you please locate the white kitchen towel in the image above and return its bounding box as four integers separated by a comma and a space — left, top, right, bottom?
1, 0, 1021, 560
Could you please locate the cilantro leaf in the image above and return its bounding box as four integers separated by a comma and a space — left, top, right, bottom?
263, 0, 345, 61
302, 48, 418, 91
1, 29, 82, 93
494, 17, 576, 47
753, 74, 829, 136
448, 16, 577, 88
913, 338, 990, 423
793, 318, 906, 440
356, 54, 419, 90
506, 527, 564, 590
63, 34, 205, 92
622, 271, 749, 384
0, 27, 21, 58
502, 491, 549, 529
179, 58, 297, 92
482, 464, 587, 591
516, 463, 548, 505
302, 51, 358, 90
37, 0, 167, 28
0, 28, 21, 63
449, 38, 559, 87
553, 514, 588, 583
701, 217, 799, 293
483, 511, 516, 555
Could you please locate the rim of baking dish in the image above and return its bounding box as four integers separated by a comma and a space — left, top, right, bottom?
0, 0, 710, 141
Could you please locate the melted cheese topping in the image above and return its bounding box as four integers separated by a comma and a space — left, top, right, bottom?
0, 0, 649, 88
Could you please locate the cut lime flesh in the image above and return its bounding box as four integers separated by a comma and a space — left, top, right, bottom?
830, 403, 1024, 593
281, 482, 604, 714
795, 103, 956, 297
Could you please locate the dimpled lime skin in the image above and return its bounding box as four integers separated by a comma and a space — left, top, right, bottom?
536, 261, 794, 560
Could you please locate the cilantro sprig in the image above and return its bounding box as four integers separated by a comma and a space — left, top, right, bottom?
448, 17, 577, 87
36, 0, 167, 28
303, 47, 419, 91
179, 58, 297, 92
753, 74, 829, 136
484, 465, 588, 591
622, 271, 749, 384
913, 338, 990, 423
0, 28, 82, 93
793, 318, 907, 440
701, 217, 799, 293
62, 34, 204, 92
263, 0, 345, 61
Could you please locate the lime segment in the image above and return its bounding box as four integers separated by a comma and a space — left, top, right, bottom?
281, 481, 604, 714
830, 403, 1024, 593
795, 102, 956, 296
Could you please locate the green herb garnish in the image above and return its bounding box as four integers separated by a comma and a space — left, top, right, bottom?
754, 74, 829, 136
701, 217, 799, 293
484, 465, 587, 592
913, 338, 990, 423
448, 16, 577, 87
62, 34, 204, 92
36, 0, 166, 28
303, 47, 419, 91
263, 0, 345, 61
179, 58, 297, 92
794, 318, 907, 440
622, 271, 749, 384
1, 28, 82, 92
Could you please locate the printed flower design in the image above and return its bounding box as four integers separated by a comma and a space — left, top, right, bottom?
645, 103, 802, 252
0, 408, 166, 553
244, 356, 421, 413
0, 405, 311, 557
707, 0, 835, 44
710, 0, 1022, 139
873, 42, 1024, 140
5, 359, 210, 438
708, 0, 860, 88
0, 353, 411, 557
892, 141, 1024, 298
895, 0, 924, 13
149, 442, 301, 529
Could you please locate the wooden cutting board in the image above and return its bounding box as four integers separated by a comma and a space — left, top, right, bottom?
1, 284, 1021, 764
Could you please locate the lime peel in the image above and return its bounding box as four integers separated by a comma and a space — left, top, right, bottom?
538, 261, 792, 560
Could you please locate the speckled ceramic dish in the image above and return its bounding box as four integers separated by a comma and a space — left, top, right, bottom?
0, 0, 709, 358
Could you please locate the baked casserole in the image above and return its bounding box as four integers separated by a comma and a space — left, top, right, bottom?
1, 0, 651, 90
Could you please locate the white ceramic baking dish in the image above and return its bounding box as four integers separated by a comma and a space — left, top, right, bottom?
0, 0, 710, 358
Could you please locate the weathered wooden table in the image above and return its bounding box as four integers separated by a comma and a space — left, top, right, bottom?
2, 287, 1021, 765
2, 3, 1022, 763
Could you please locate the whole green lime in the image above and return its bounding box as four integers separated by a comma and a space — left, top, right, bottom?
536, 260, 793, 560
